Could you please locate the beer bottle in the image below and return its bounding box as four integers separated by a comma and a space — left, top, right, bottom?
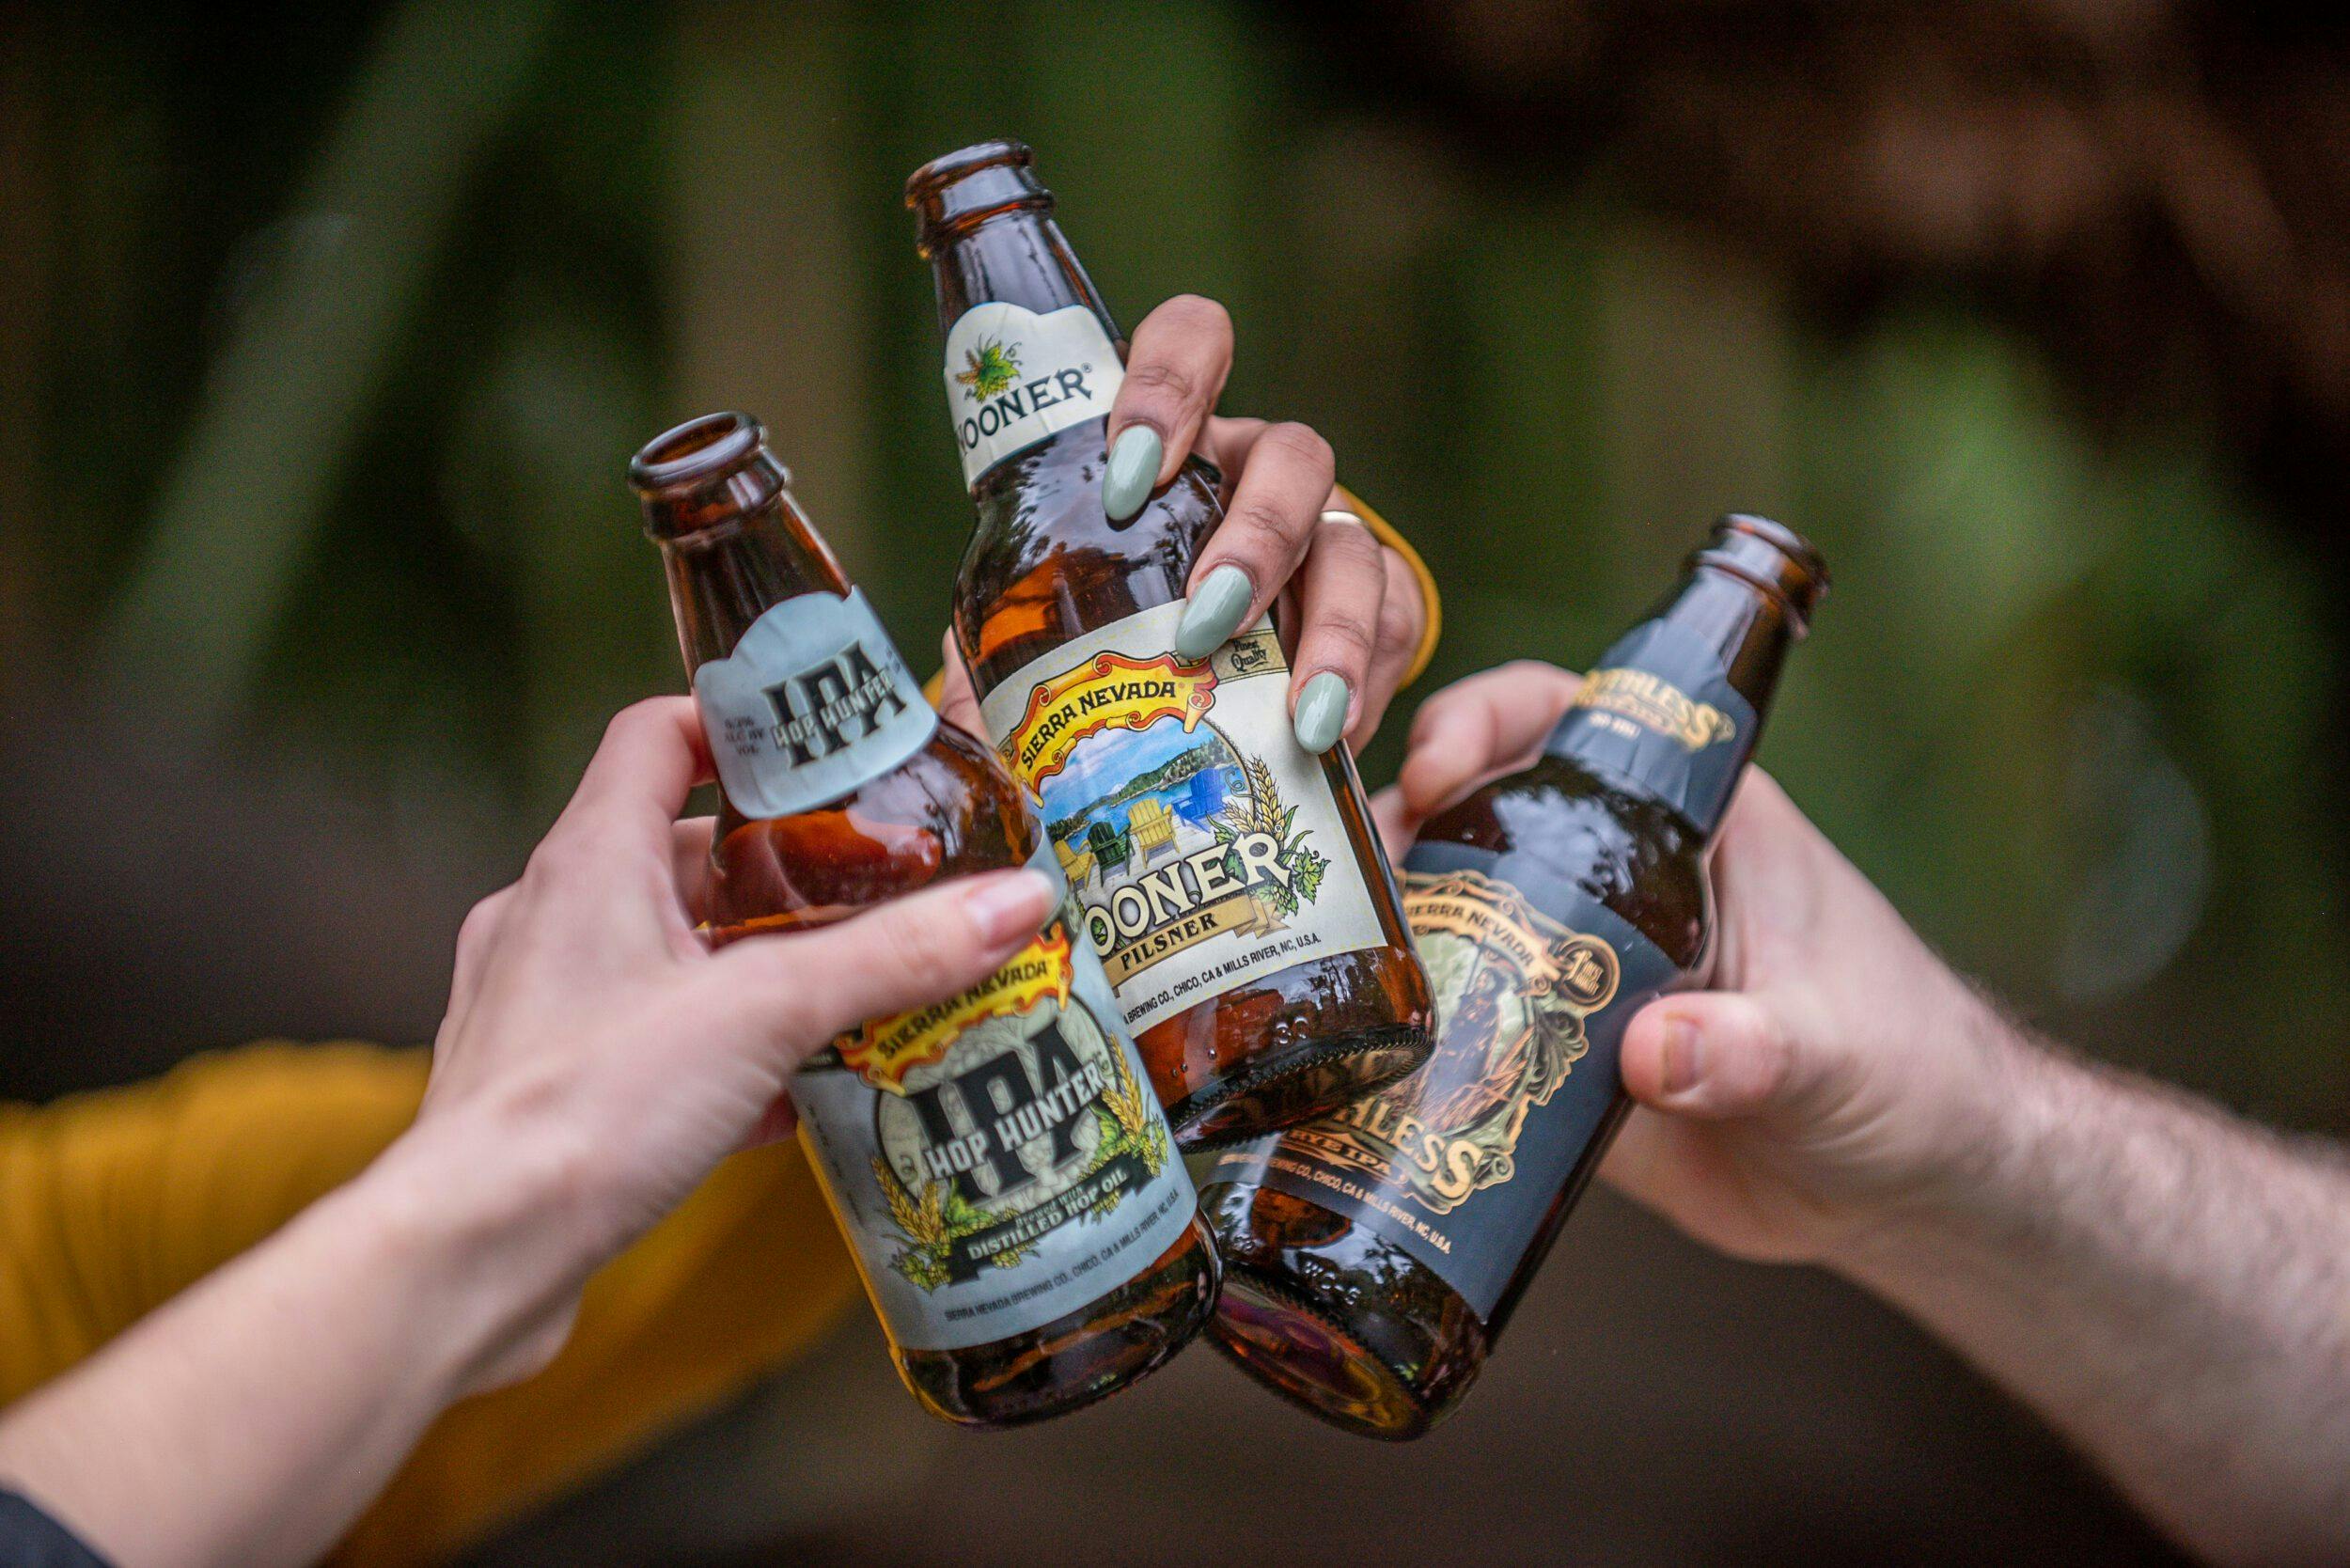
906, 140, 1433, 1149
633, 411, 1217, 1428
1199, 515, 1827, 1438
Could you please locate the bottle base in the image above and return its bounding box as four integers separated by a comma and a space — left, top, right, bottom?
1209, 1263, 1459, 1440
1165, 1023, 1431, 1152
892, 1217, 1221, 1429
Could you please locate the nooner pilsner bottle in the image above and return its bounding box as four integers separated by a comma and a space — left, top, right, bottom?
634, 412, 1216, 1428
1202, 514, 1827, 1438
907, 140, 1433, 1150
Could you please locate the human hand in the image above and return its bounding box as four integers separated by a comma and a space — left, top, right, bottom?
414, 697, 1056, 1363
1087, 294, 1430, 752
1373, 662, 2023, 1267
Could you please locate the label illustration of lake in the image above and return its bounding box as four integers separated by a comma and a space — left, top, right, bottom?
976, 599, 1386, 1036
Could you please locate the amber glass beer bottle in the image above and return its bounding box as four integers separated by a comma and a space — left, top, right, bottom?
633, 412, 1217, 1428
1200, 515, 1826, 1438
906, 139, 1432, 1149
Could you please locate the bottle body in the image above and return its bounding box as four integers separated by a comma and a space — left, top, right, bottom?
637, 412, 1217, 1428
912, 141, 1433, 1150
1201, 515, 1825, 1438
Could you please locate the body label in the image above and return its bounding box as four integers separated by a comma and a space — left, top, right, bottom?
693, 588, 936, 821
975, 600, 1386, 1037
1207, 853, 1680, 1321
942, 302, 1125, 488
792, 846, 1196, 1351
1543, 619, 1757, 829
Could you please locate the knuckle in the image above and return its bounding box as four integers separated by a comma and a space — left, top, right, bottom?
1230, 498, 1304, 553
1313, 608, 1378, 666
1261, 420, 1335, 478
1123, 358, 1198, 406
1375, 595, 1418, 655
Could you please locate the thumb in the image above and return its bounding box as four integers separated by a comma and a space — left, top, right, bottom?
1620, 992, 1810, 1121
705, 869, 1056, 1058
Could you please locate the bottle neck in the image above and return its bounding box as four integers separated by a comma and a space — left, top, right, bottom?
920, 192, 1130, 493
656, 486, 854, 679
1544, 563, 1797, 841
925, 203, 1121, 342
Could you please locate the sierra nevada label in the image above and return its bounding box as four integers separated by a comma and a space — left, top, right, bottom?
975, 599, 1386, 1037
792, 852, 1195, 1351
1207, 859, 1680, 1320
692, 588, 936, 821
943, 302, 1125, 488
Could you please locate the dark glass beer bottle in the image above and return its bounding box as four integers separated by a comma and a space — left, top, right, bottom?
1200, 515, 1827, 1438
906, 139, 1433, 1150
633, 412, 1217, 1428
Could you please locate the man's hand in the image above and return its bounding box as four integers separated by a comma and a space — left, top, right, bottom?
1377, 661, 2350, 1566
1371, 660, 2014, 1265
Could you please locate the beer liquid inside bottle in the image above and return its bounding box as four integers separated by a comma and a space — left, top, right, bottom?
1200, 515, 1827, 1439
633, 412, 1217, 1429
907, 140, 1433, 1150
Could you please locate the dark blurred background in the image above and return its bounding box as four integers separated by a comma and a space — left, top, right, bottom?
5, 1, 2345, 1562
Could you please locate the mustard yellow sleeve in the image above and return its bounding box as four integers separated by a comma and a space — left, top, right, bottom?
920, 478, 1443, 707
0, 1043, 855, 1567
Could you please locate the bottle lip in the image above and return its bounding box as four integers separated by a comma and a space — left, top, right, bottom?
1693, 512, 1829, 628
630, 411, 788, 538
905, 138, 1052, 254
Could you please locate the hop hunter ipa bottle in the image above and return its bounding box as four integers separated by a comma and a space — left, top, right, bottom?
632, 412, 1216, 1427
1201, 515, 1827, 1438
907, 140, 1433, 1149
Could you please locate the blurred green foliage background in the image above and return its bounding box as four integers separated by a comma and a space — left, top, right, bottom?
2, 2, 2344, 1560
9, 0, 2341, 1125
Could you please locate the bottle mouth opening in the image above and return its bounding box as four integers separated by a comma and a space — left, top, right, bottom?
905, 138, 1050, 253
629, 411, 763, 496
1695, 512, 1829, 628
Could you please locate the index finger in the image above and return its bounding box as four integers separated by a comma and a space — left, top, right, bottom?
1104, 294, 1233, 519
547, 696, 715, 848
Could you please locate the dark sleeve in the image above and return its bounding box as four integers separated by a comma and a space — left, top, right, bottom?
0, 1493, 110, 1568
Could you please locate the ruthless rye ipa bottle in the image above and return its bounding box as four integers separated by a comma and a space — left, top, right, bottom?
1202, 515, 1826, 1438
634, 413, 1216, 1427
907, 140, 1432, 1149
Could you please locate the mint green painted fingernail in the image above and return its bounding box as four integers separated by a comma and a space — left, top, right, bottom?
1102, 425, 1163, 521
1292, 671, 1351, 753
1174, 564, 1252, 660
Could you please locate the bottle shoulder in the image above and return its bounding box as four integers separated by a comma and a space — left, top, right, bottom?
958, 431, 1219, 677
1413, 756, 1709, 968
710, 727, 1035, 935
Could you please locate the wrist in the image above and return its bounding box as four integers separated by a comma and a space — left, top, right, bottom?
333, 1112, 598, 1395
1817, 996, 2071, 1285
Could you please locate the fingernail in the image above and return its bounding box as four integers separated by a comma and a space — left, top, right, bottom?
1292, 671, 1351, 754
1660, 1016, 1703, 1096
964, 870, 1054, 946
1174, 564, 1253, 660
1102, 425, 1163, 522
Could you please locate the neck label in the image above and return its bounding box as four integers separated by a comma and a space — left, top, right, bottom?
692, 588, 936, 821
1544, 619, 1756, 828
943, 303, 1124, 487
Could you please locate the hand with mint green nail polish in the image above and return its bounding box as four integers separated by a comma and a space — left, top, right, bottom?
1102, 425, 1163, 522
1292, 671, 1351, 753
1174, 563, 1253, 660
